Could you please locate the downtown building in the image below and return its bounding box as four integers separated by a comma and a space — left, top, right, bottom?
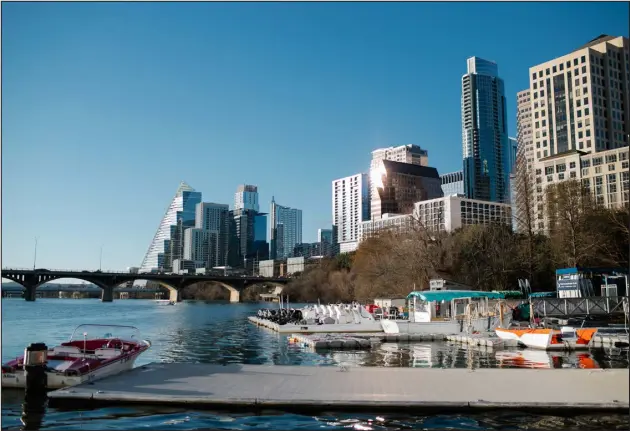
461, 57, 510, 204
230, 185, 269, 269
370, 159, 443, 220
269, 197, 302, 259
331, 173, 370, 253
369, 144, 429, 218
182, 202, 230, 270
359, 195, 512, 242
440, 171, 464, 196
518, 35, 629, 231
139, 182, 202, 273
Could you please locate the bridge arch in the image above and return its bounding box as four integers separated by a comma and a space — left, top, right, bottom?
111, 279, 180, 302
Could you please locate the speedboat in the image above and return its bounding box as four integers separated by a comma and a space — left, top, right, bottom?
1, 324, 151, 389
381, 290, 512, 335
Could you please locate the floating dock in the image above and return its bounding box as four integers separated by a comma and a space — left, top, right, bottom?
47, 363, 629, 412
446, 334, 520, 348
248, 316, 383, 334
289, 333, 374, 350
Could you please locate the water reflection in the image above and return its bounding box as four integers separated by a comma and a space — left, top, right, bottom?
301, 341, 629, 370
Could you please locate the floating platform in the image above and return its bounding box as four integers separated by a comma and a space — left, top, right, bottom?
248, 316, 383, 334
446, 334, 520, 348
47, 363, 629, 412
289, 333, 374, 350
591, 334, 629, 348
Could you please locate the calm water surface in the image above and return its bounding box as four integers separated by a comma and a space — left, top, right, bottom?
2, 299, 628, 430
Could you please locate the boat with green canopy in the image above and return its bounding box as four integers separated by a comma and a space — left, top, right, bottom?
380, 290, 512, 335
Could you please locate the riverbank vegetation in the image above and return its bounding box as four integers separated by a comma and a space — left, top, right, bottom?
283, 179, 629, 303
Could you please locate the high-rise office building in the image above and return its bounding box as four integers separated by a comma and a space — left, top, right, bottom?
183, 228, 218, 269
193, 202, 230, 267
234, 184, 260, 212
253, 213, 269, 261
440, 171, 465, 196
370, 160, 443, 221
462, 56, 509, 203
317, 228, 333, 244
232, 185, 267, 266
332, 173, 370, 253
269, 197, 302, 259
139, 182, 202, 272
525, 35, 629, 231
369, 145, 428, 217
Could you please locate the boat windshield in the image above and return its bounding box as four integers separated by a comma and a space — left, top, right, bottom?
69, 324, 141, 342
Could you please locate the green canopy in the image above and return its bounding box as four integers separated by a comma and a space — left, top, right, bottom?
406, 290, 504, 302
493, 290, 524, 299
529, 291, 556, 298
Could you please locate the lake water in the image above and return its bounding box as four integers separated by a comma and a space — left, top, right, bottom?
1, 299, 628, 430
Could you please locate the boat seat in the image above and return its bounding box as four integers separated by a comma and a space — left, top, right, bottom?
94, 348, 123, 359
50, 346, 82, 357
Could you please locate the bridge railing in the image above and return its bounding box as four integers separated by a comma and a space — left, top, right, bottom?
2, 267, 132, 274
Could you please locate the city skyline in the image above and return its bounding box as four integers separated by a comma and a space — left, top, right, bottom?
2, 2, 628, 271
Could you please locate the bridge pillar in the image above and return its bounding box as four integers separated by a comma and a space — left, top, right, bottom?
168, 289, 180, 303
24, 286, 37, 302
101, 286, 114, 302
229, 289, 240, 303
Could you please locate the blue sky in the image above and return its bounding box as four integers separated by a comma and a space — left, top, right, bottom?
2, 2, 628, 272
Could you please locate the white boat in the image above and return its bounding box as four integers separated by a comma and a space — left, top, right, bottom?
251, 302, 383, 333
155, 299, 176, 305
494, 325, 619, 350
381, 290, 512, 335
2, 324, 151, 389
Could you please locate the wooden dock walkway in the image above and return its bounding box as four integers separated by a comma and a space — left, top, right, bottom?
47, 363, 629, 412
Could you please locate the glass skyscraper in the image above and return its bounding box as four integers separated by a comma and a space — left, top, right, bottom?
461, 57, 509, 203
139, 182, 202, 272
269, 197, 302, 259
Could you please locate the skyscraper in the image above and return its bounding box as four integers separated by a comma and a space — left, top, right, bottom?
193, 202, 230, 267
525, 35, 629, 231
332, 173, 370, 253
461, 56, 509, 203
269, 197, 302, 259
369, 144, 429, 217
232, 185, 266, 266
234, 184, 260, 212
139, 182, 202, 272
370, 160, 443, 220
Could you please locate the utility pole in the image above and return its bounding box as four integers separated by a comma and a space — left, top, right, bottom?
99, 245, 103, 271
33, 237, 38, 270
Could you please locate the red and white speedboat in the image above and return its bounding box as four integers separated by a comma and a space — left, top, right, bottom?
1, 324, 151, 389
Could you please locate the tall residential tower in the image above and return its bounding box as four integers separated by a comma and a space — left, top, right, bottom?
332, 173, 370, 253
461, 57, 509, 203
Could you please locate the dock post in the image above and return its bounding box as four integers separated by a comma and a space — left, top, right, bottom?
22, 343, 48, 430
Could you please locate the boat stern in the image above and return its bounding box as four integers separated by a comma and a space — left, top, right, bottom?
380, 320, 401, 334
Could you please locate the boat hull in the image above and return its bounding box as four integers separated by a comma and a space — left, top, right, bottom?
2, 348, 144, 389
495, 328, 598, 350
382, 315, 508, 335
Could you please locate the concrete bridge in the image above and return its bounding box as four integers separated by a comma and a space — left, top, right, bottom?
1, 268, 289, 303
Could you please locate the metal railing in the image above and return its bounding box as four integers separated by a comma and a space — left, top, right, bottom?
531, 296, 629, 318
